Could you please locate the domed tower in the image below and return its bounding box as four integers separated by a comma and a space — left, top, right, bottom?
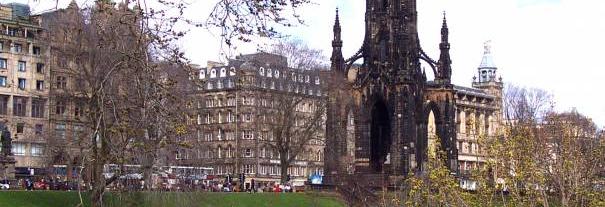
473, 41, 504, 125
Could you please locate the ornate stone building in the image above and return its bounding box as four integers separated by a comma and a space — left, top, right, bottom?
452, 42, 503, 189
0, 3, 50, 179
324, 1, 503, 187
183, 53, 325, 187
325, 1, 457, 186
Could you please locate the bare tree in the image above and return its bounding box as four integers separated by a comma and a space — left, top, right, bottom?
41, 1, 192, 206
254, 39, 327, 183
503, 84, 553, 124
206, 0, 311, 47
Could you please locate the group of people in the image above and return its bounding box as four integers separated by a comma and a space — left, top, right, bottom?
16, 178, 77, 191
203, 181, 298, 193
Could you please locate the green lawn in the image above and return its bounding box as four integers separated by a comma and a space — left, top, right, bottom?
0, 191, 345, 207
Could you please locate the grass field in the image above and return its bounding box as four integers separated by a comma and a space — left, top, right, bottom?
0, 191, 345, 207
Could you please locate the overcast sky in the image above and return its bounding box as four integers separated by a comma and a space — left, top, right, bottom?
18, 0, 605, 127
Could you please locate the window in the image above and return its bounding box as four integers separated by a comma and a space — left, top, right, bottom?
227, 97, 236, 106
18, 78, 26, 90
55, 123, 66, 140
16, 123, 24, 134
74, 125, 84, 141
205, 133, 213, 141
199, 70, 206, 79
32, 46, 41, 55
31, 98, 45, 118
56, 76, 67, 89
36, 80, 44, 91
206, 81, 213, 90
243, 164, 253, 174
227, 111, 235, 123
315, 77, 320, 85
259, 67, 265, 75
0, 58, 6, 69
305, 75, 310, 83
267, 69, 272, 77
31, 144, 44, 157
13, 43, 22, 53
55, 100, 66, 115
35, 124, 43, 135
74, 104, 83, 117
242, 131, 254, 139
242, 97, 253, 105
217, 80, 223, 89
13, 96, 26, 116
242, 113, 252, 122
244, 148, 253, 157
217, 129, 224, 141
275, 70, 280, 78
12, 143, 25, 156
0, 95, 7, 115
36, 63, 44, 73
0, 76, 6, 87
226, 132, 235, 140
229, 67, 236, 76
220, 68, 227, 77
210, 69, 217, 78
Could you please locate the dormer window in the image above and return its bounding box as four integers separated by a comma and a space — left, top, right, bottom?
210, 69, 217, 78
199, 70, 206, 79
220, 68, 227, 77
229, 67, 236, 76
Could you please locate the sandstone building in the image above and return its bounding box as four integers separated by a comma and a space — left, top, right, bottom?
181, 53, 325, 187
0, 3, 50, 179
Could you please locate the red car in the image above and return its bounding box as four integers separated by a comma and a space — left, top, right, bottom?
34, 180, 48, 190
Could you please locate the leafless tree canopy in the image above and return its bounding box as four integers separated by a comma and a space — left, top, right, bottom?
503, 84, 553, 123
42, 1, 192, 206
268, 39, 325, 70
207, 0, 312, 47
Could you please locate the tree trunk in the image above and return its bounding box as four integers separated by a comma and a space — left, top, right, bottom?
280, 152, 289, 184
141, 153, 154, 190
90, 159, 105, 207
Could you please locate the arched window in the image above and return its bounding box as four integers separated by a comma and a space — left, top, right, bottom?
267, 68, 273, 77
218, 146, 223, 158
305, 75, 310, 83
315, 76, 320, 85
220, 68, 227, 77
210, 69, 217, 78
275, 70, 280, 78
229, 67, 236, 76
259, 67, 265, 75
199, 70, 206, 79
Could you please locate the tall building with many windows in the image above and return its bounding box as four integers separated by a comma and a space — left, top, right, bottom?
0, 3, 50, 178
180, 52, 325, 188
452, 41, 503, 190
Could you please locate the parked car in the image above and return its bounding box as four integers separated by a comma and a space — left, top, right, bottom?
34, 180, 48, 190
0, 180, 9, 190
